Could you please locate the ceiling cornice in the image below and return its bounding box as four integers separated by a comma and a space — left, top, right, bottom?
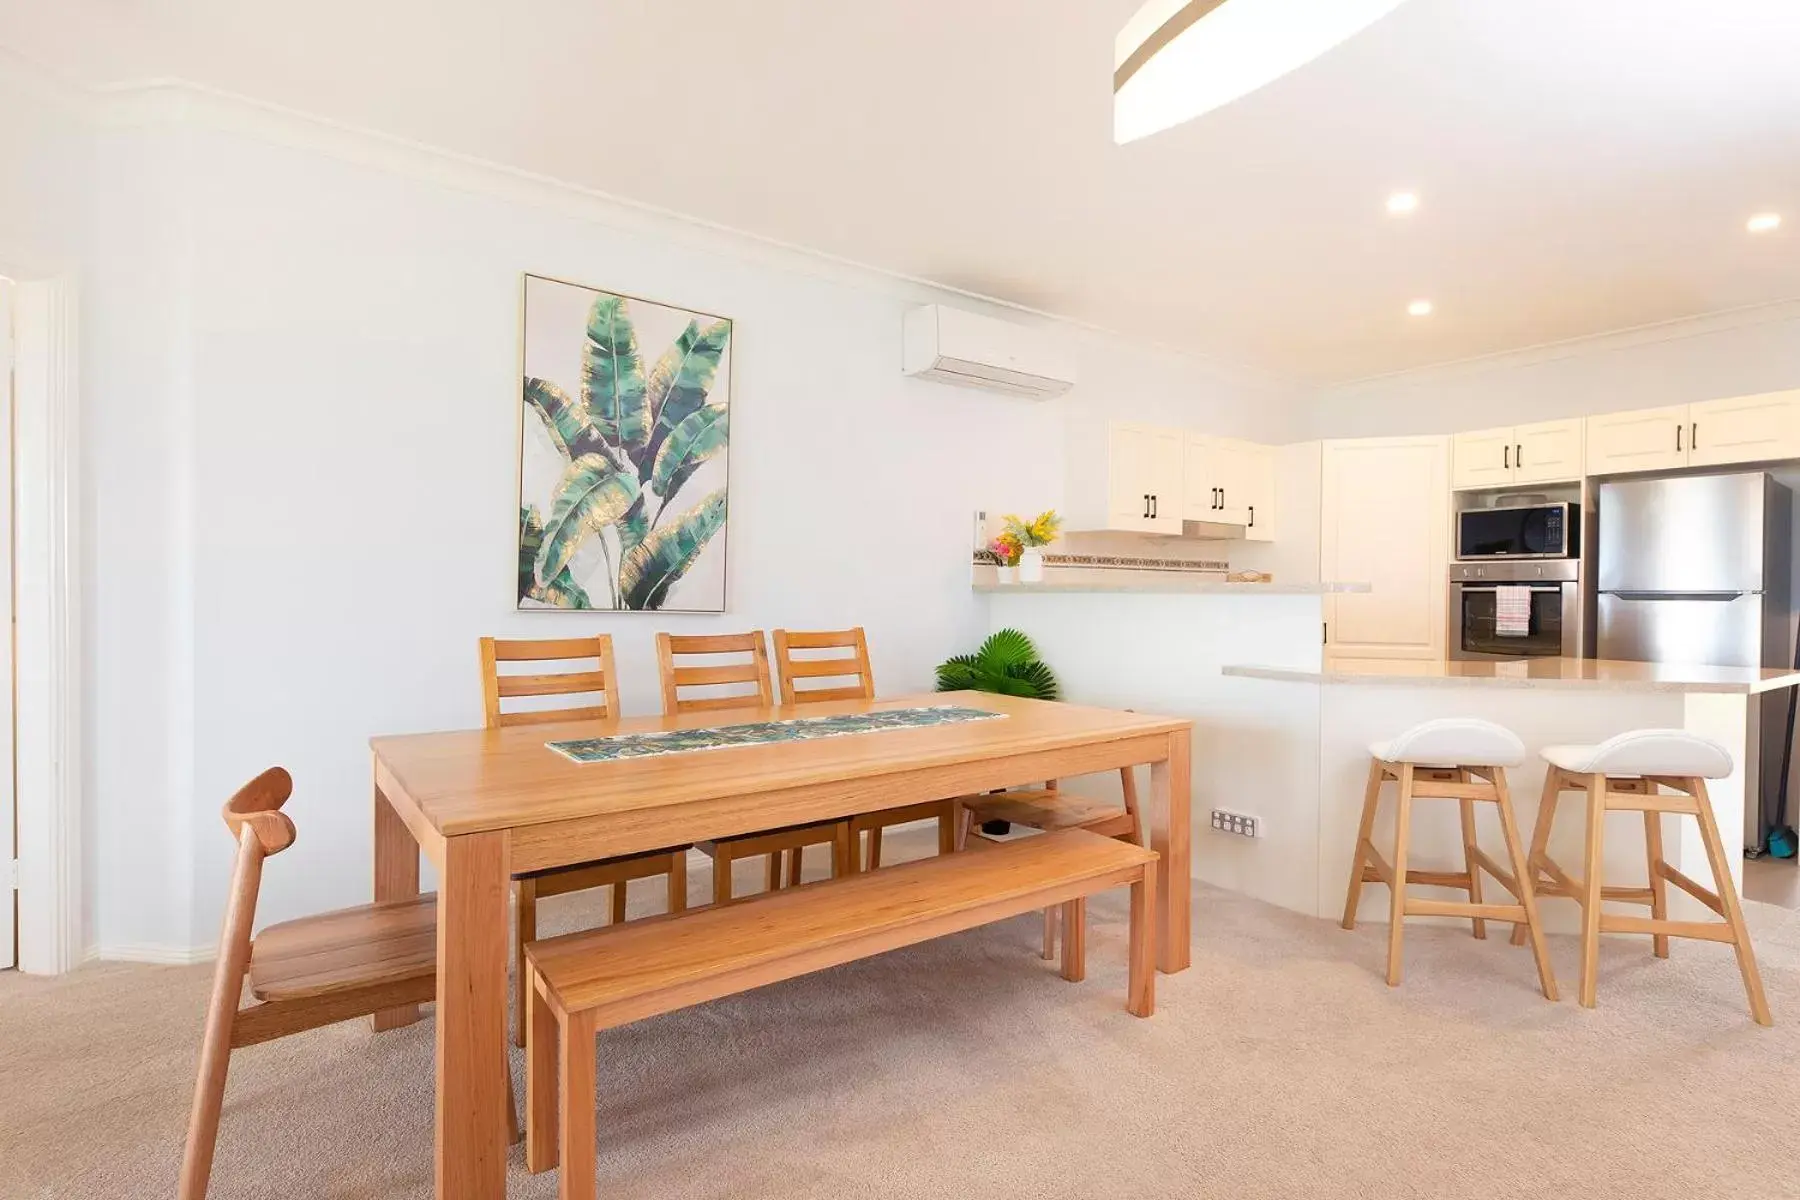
70, 71, 1298, 397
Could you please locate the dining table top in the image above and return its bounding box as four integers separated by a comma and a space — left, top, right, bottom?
370, 690, 1189, 838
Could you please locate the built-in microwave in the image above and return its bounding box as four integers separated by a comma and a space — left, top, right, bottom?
1455, 502, 1579, 561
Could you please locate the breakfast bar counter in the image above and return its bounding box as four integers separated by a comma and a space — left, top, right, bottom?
1223, 656, 1800, 694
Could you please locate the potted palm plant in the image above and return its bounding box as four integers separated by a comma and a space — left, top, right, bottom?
936, 628, 1058, 836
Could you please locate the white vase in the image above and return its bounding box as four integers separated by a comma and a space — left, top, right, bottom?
996, 565, 1018, 584
1018, 548, 1046, 583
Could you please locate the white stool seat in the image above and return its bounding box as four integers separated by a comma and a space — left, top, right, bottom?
1368, 718, 1526, 768
1540, 729, 1732, 779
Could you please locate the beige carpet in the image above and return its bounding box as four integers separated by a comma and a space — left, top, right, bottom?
5, 836, 1800, 1200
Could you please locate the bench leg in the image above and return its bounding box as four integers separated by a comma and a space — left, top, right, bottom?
1041, 906, 1058, 960
610, 880, 628, 925
1060, 898, 1086, 983
764, 853, 782, 893
1129, 860, 1157, 1017
559, 1009, 598, 1200
667, 849, 688, 915
526, 978, 558, 1175
712, 843, 734, 907
785, 845, 804, 888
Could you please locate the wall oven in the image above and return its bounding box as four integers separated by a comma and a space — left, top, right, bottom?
1456, 502, 1578, 561
1448, 561, 1583, 660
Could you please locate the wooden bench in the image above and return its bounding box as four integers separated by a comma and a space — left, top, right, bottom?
523, 827, 1159, 1198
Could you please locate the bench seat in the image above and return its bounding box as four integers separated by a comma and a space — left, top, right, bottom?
524, 827, 1158, 1197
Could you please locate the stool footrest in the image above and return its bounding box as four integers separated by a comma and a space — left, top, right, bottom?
1602, 913, 1735, 943
1656, 862, 1725, 915
1405, 898, 1526, 922
1405, 869, 1475, 891
1604, 791, 1700, 815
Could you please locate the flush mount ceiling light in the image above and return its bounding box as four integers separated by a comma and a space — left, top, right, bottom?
1748, 213, 1782, 233
1406, 299, 1433, 317
1114, 0, 1412, 144
1386, 191, 1419, 215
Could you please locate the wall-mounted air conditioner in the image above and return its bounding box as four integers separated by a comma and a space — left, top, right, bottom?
902, 304, 1076, 399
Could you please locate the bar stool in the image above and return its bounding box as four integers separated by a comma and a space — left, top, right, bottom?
1509, 730, 1771, 1025
1342, 718, 1558, 999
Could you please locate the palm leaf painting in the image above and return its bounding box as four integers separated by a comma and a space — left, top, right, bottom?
517, 276, 732, 611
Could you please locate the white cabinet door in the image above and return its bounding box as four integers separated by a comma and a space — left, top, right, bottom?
1145, 427, 1186, 533
1512, 418, 1585, 484
1451, 426, 1515, 491
1687, 390, 1800, 468
1182, 434, 1222, 521
1236, 442, 1277, 542
1106, 423, 1155, 530
1585, 405, 1689, 476
1321, 435, 1450, 660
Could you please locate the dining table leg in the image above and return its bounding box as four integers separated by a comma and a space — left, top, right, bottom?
372, 780, 422, 1031
436, 830, 511, 1200
1148, 728, 1192, 973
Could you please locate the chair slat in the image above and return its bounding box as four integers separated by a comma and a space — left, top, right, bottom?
671, 663, 764, 688
777, 630, 860, 650
782, 656, 860, 679
489, 637, 610, 662
494, 705, 611, 728
495, 670, 610, 698
663, 632, 764, 654
788, 685, 868, 703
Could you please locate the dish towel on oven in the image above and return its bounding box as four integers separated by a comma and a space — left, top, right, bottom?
1494, 587, 1532, 637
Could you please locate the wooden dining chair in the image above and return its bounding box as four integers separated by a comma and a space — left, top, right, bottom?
772, 627, 955, 870
481, 635, 689, 1046
953, 771, 1144, 958
180, 767, 519, 1200
656, 631, 854, 902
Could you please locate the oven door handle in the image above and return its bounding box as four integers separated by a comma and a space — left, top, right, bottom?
1459, 584, 1563, 593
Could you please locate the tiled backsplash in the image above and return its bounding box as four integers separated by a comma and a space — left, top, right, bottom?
974, 522, 1230, 580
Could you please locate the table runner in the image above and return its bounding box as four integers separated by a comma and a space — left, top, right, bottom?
546, 704, 1004, 764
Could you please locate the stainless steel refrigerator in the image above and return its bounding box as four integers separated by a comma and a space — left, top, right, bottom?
1596, 472, 1794, 850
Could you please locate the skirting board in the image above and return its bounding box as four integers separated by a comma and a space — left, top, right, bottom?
94, 943, 215, 966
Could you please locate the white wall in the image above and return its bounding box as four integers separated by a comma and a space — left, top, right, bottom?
1308, 306, 1800, 439
65, 84, 1308, 955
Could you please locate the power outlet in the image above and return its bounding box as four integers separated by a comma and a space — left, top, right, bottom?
1210, 808, 1260, 839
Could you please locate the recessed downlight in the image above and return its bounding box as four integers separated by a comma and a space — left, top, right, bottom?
1386, 191, 1420, 215
1748, 213, 1782, 233
1407, 299, 1434, 317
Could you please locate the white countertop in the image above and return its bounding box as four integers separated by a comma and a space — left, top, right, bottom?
976, 579, 1369, 596
1221, 656, 1800, 695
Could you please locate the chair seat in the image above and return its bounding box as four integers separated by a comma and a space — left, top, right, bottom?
696, 818, 845, 857
959, 789, 1133, 835
1369, 718, 1525, 768
248, 894, 437, 1003
1542, 729, 1733, 778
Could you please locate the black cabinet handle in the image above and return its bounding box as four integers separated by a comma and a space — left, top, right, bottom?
1142, 494, 1150, 519
1692, 421, 1698, 449
1150, 494, 1158, 519
1503, 445, 1509, 469
1516, 442, 1523, 468
1248, 504, 1255, 528
1677, 423, 1683, 452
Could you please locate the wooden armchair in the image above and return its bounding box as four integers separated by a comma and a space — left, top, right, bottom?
179, 767, 519, 1199
481, 635, 689, 1046
656, 631, 854, 901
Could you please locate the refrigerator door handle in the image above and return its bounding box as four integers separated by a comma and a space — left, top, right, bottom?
1604, 590, 1750, 602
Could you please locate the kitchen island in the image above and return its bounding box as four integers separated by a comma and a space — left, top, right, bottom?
1220, 656, 1800, 930
979, 575, 1800, 930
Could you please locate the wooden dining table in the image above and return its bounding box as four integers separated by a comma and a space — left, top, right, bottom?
368, 689, 1192, 1199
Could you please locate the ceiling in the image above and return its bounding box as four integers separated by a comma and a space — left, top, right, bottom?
5, 0, 1800, 383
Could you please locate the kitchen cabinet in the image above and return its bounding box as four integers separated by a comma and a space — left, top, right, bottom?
1183, 435, 1277, 540
1451, 419, 1584, 490
1586, 392, 1800, 476
1687, 390, 1800, 468
1321, 435, 1449, 660
1066, 421, 1185, 534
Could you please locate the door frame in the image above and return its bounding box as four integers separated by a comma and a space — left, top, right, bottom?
6, 270, 82, 974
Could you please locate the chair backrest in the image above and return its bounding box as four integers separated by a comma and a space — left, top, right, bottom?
479, 635, 622, 728
656, 631, 773, 714
772, 627, 875, 706
212, 766, 297, 980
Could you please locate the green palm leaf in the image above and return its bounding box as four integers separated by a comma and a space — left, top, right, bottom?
933, 628, 1057, 700
617, 488, 727, 610
650, 403, 729, 499
535, 452, 639, 588
523, 377, 599, 460
641, 319, 730, 480
616, 493, 651, 558
517, 505, 591, 608
582, 295, 649, 459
